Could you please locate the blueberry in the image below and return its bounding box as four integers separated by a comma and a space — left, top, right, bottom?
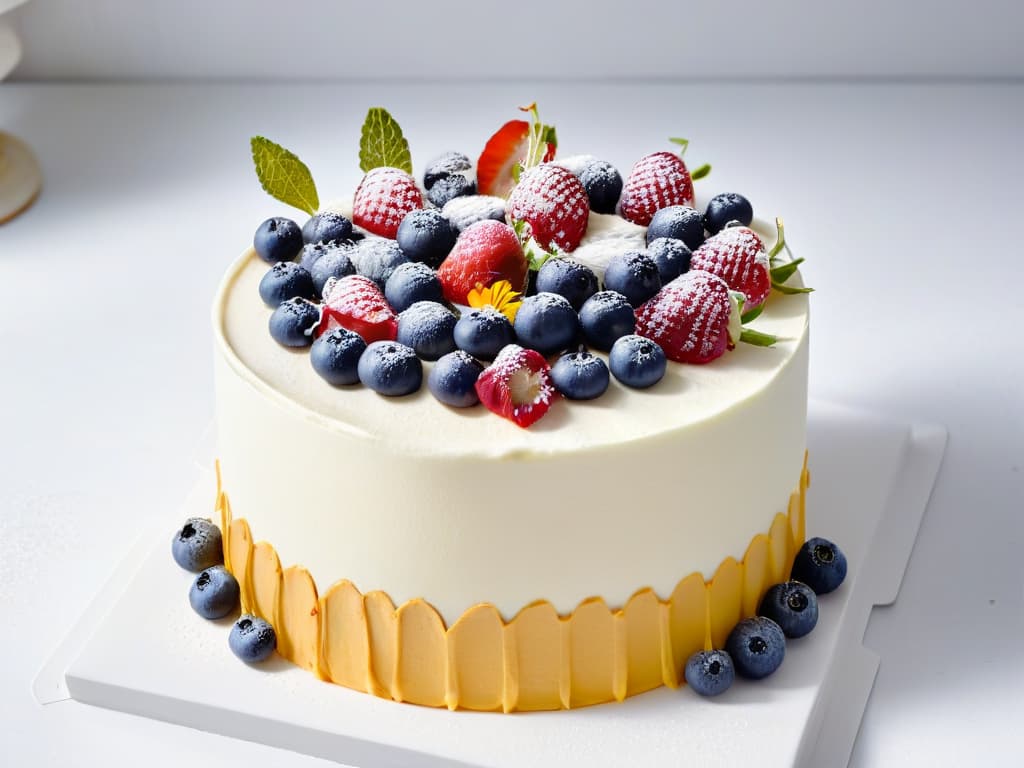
254, 217, 303, 264
725, 616, 786, 679
229, 614, 277, 663
189, 565, 240, 620
357, 341, 423, 396
646, 205, 705, 250
171, 518, 223, 572
513, 293, 580, 356
578, 291, 636, 351
310, 327, 366, 386
309, 245, 356, 296
427, 174, 476, 208
791, 537, 848, 595
268, 297, 320, 347
442, 195, 506, 232
302, 211, 353, 244
349, 238, 408, 289
395, 210, 457, 270
550, 349, 610, 400
258, 262, 316, 308
453, 307, 516, 360
602, 251, 662, 307
645, 237, 692, 283
704, 193, 754, 235
684, 649, 735, 697
396, 301, 458, 361
535, 258, 599, 311
423, 151, 472, 190
385, 261, 445, 312
609, 334, 666, 388
578, 159, 622, 215
428, 350, 484, 407
298, 242, 332, 272
759, 581, 819, 638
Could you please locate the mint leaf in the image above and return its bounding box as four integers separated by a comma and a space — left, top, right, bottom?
669, 137, 689, 152
359, 107, 413, 175
251, 136, 319, 215
690, 163, 711, 180
541, 124, 558, 150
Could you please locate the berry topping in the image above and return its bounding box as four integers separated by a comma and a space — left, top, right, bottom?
254, 217, 303, 263
476, 112, 556, 198
298, 241, 335, 272
535, 257, 599, 311
602, 250, 662, 307
309, 245, 357, 296
759, 581, 819, 638
352, 167, 423, 239
690, 225, 772, 310
453, 307, 516, 361
437, 219, 528, 304
189, 565, 240, 620
348, 237, 408, 289
428, 350, 484, 408
579, 290, 636, 351
269, 298, 321, 347
423, 151, 473, 190
229, 615, 277, 664
395, 209, 457, 269
608, 334, 666, 388
427, 174, 477, 208
618, 151, 695, 226
357, 341, 423, 396
385, 261, 445, 312
475, 344, 557, 428
791, 538, 848, 595
645, 205, 705, 250
704, 192, 753, 235
725, 616, 786, 680
320, 274, 397, 344
684, 649, 735, 697
646, 237, 692, 283
550, 348, 610, 400
171, 518, 223, 573
301, 211, 353, 245
635, 270, 733, 364
258, 262, 316, 308
577, 158, 623, 215
310, 327, 366, 386
441, 195, 507, 232
396, 301, 458, 361
513, 292, 580, 356
507, 164, 590, 252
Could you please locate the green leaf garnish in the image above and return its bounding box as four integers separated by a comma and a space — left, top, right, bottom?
690, 163, 712, 180
741, 304, 765, 324
772, 284, 815, 296
358, 107, 413, 175
739, 328, 777, 347
669, 137, 689, 153
250, 136, 319, 215
770, 257, 804, 284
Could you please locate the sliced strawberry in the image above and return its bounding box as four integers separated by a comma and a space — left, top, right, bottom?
690, 226, 772, 310
635, 270, 734, 364
507, 164, 590, 252
477, 120, 556, 198
436, 219, 528, 304
319, 274, 397, 343
352, 167, 423, 239
618, 151, 694, 226
475, 344, 558, 428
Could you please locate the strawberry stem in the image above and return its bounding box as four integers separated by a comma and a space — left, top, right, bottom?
669, 137, 689, 156
768, 217, 787, 261
739, 328, 777, 347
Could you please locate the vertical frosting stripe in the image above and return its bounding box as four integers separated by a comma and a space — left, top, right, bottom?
278, 566, 321, 675
568, 598, 616, 708
364, 591, 398, 699
320, 580, 370, 692
742, 534, 772, 617
227, 519, 253, 615
394, 600, 447, 707
447, 605, 504, 712
623, 589, 664, 697
769, 513, 794, 586
667, 572, 708, 685
506, 601, 563, 711
250, 541, 281, 628
707, 558, 743, 650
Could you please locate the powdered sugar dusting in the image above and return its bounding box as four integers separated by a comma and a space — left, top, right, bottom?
442, 195, 506, 232
572, 213, 647, 278
618, 152, 695, 226
507, 165, 589, 252
552, 154, 598, 177
691, 227, 770, 309
352, 167, 423, 239
636, 270, 732, 364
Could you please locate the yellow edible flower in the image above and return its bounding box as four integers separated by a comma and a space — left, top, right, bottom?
466, 280, 523, 323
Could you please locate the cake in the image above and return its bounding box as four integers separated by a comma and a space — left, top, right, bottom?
186, 105, 831, 712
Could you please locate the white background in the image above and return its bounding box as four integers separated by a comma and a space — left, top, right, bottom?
2, 2, 1023, 768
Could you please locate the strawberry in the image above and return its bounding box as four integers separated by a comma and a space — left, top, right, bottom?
507, 164, 590, 252
318, 274, 397, 343
618, 151, 694, 226
436, 219, 528, 304
352, 167, 423, 239
477, 118, 556, 198
475, 344, 558, 428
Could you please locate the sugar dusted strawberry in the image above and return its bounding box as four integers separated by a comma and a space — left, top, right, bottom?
475, 344, 558, 428
352, 167, 423, 239
634, 270, 736, 364
319, 274, 397, 343
618, 151, 695, 226
507, 164, 590, 252
436, 219, 528, 304
477, 105, 557, 198
691, 226, 772, 309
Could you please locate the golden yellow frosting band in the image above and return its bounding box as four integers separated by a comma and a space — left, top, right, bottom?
217, 455, 809, 712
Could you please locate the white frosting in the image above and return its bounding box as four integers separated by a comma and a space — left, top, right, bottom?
213, 223, 809, 624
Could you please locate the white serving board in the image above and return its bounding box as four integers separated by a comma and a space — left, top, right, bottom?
37, 401, 946, 768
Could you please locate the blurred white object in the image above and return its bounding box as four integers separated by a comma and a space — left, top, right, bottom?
1, 7, 42, 223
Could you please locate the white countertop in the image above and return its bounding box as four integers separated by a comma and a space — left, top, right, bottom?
2, 81, 1022, 767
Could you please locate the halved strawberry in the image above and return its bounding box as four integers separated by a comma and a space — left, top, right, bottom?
618, 151, 694, 226
319, 274, 397, 343
507, 164, 590, 252
475, 344, 558, 428
352, 167, 423, 239
477, 120, 556, 198
436, 219, 528, 304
